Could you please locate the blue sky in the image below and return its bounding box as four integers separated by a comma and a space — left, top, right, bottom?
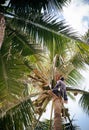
67, 96, 89, 130
63, 0, 89, 35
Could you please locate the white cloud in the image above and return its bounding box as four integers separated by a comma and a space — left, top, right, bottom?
63, 0, 89, 35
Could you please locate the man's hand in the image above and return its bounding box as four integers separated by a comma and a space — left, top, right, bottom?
64, 100, 68, 104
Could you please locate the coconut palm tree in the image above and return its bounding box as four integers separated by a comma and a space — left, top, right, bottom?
27, 41, 89, 130
1, 0, 89, 130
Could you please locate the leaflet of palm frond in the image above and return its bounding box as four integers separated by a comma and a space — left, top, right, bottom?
0, 13, 5, 49
66, 69, 84, 87
0, 98, 35, 130
79, 93, 89, 115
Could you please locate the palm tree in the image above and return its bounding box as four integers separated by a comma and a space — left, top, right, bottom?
1, 0, 89, 130
27, 42, 89, 130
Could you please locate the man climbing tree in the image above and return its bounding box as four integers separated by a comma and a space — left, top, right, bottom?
48, 74, 68, 130
52, 75, 68, 104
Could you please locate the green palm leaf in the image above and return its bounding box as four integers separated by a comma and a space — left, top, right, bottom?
1, 0, 71, 13
79, 94, 89, 115
0, 26, 44, 113
0, 98, 35, 130
6, 13, 81, 44
5, 25, 43, 56
0, 51, 30, 111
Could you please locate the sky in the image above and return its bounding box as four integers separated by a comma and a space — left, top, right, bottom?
63, 0, 89, 36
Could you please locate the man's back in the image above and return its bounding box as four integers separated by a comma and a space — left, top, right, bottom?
52, 78, 68, 101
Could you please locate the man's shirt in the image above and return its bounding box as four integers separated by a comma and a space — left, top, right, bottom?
52, 80, 68, 101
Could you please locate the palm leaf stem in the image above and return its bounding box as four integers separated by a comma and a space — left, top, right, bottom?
10, 16, 64, 35
66, 87, 89, 94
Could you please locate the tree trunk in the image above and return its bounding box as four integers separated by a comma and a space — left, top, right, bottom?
53, 96, 63, 130
0, 13, 5, 49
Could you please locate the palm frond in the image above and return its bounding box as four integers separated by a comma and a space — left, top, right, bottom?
1, 0, 71, 14
79, 93, 89, 115
0, 51, 30, 112
4, 12, 84, 55
0, 98, 35, 130
4, 12, 86, 65
41, 14, 81, 41
0, 24, 46, 113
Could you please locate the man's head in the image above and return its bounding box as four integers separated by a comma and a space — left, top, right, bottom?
60, 77, 64, 81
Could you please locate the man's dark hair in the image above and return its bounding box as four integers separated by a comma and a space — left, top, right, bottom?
60, 77, 64, 81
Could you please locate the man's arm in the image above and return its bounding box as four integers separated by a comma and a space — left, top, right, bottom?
54, 80, 61, 89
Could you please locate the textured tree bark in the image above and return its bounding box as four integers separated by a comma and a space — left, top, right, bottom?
0, 13, 5, 49
53, 96, 63, 130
